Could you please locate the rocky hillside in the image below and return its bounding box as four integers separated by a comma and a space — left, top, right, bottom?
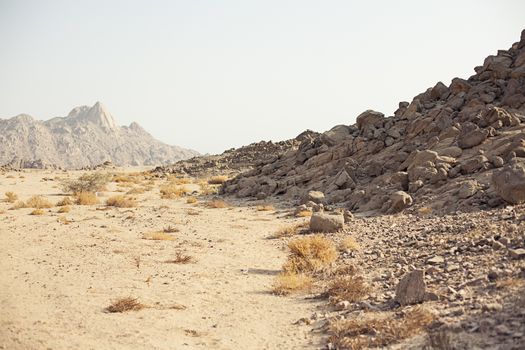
221, 30, 525, 214
153, 130, 319, 178
0, 102, 199, 169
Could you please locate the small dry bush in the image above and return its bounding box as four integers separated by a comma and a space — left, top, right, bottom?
257, 204, 275, 211
62, 172, 110, 194
165, 252, 195, 264
328, 307, 434, 349
206, 199, 230, 208
271, 223, 307, 239
142, 232, 176, 241
30, 208, 45, 215
113, 174, 142, 184
75, 192, 99, 205
0, 209, 5, 215
56, 197, 72, 206
58, 205, 71, 213
295, 210, 313, 217
167, 176, 192, 185
418, 206, 433, 215
339, 236, 361, 252
186, 197, 197, 204
105, 297, 145, 313
199, 182, 218, 195
160, 184, 190, 199
272, 272, 312, 295
106, 195, 137, 208
163, 226, 179, 233
326, 275, 370, 303
10, 200, 27, 210
283, 235, 337, 273
4, 191, 18, 203
26, 196, 53, 209
207, 175, 228, 185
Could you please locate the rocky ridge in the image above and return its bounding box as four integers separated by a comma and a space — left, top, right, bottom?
221, 30, 525, 214
0, 102, 199, 169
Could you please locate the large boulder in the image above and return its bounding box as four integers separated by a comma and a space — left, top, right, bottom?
492, 163, 525, 204
301, 190, 325, 204
395, 270, 427, 306
386, 191, 413, 213
309, 212, 344, 233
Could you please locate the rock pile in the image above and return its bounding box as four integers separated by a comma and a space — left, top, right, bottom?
153, 131, 318, 178
221, 30, 525, 214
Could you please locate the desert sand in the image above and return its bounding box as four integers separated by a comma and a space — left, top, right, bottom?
0, 169, 322, 350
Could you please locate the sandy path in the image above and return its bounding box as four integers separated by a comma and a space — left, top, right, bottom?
0, 170, 322, 350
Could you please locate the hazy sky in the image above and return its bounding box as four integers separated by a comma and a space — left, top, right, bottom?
0, 1, 523, 154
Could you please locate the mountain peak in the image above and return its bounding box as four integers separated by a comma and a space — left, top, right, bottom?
67, 101, 118, 131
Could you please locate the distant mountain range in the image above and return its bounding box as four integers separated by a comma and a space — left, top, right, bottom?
0, 102, 199, 168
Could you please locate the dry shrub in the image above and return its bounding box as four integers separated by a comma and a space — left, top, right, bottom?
186, 209, 200, 215
339, 236, 361, 252
0, 209, 5, 215
271, 223, 307, 239
30, 208, 45, 215
58, 205, 71, 213
167, 176, 192, 185
105, 297, 145, 313
257, 204, 275, 211
75, 192, 99, 205
142, 232, 176, 241
296, 210, 313, 217
326, 275, 370, 303
113, 174, 142, 184
11, 200, 27, 209
272, 272, 312, 295
160, 184, 190, 199
206, 199, 230, 208
418, 206, 433, 215
4, 191, 18, 203
26, 196, 53, 208
186, 197, 197, 204
62, 172, 110, 194
106, 195, 137, 208
207, 175, 228, 185
56, 197, 72, 206
329, 307, 434, 349
199, 182, 218, 195
163, 226, 179, 233
165, 252, 195, 264
283, 235, 337, 273
57, 215, 72, 224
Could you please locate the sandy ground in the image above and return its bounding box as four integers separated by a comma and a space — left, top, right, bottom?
0, 170, 322, 350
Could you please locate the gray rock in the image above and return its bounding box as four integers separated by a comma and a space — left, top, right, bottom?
387, 191, 413, 213
395, 270, 426, 306
509, 248, 525, 259
492, 163, 525, 204
309, 212, 344, 233
301, 190, 325, 205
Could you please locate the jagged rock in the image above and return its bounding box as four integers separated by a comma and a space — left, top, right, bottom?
492, 163, 525, 204
395, 270, 426, 306
386, 191, 413, 213
309, 212, 344, 233
457, 123, 489, 149
458, 180, 480, 199
301, 191, 325, 205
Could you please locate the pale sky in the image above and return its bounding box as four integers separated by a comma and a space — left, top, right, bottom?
0, 1, 523, 154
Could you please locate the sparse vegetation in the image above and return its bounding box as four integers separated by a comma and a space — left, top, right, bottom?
56, 197, 73, 206
257, 204, 275, 211
126, 187, 145, 195
207, 175, 228, 184
142, 232, 176, 241
283, 235, 337, 273
325, 275, 370, 303
165, 252, 196, 264
4, 191, 18, 203
186, 197, 197, 204
106, 195, 137, 208
26, 196, 53, 209
57, 205, 71, 213
271, 223, 307, 239
75, 192, 99, 205
295, 210, 313, 217
105, 297, 145, 313
62, 172, 110, 194
206, 199, 230, 208
272, 272, 312, 295
30, 208, 45, 215
160, 184, 190, 199
328, 307, 434, 349
198, 182, 218, 195
339, 236, 360, 252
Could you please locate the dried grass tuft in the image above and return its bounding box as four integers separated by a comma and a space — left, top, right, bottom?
339, 236, 361, 252
257, 204, 275, 211
206, 199, 230, 208
283, 235, 337, 273
106, 195, 137, 208
30, 208, 45, 215
4, 191, 18, 203
165, 252, 195, 264
75, 192, 99, 205
26, 195, 53, 209
272, 272, 312, 295
207, 175, 228, 185
142, 232, 176, 241
105, 297, 145, 313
